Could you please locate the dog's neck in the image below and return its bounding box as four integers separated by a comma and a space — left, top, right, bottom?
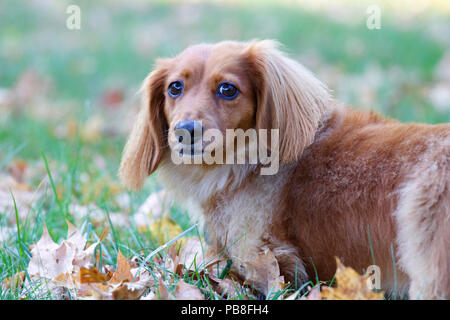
157, 157, 257, 199
156, 157, 259, 226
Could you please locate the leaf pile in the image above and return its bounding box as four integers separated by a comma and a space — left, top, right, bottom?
8, 221, 384, 300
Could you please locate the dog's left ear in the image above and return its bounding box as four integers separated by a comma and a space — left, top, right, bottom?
242, 40, 332, 163
119, 59, 170, 190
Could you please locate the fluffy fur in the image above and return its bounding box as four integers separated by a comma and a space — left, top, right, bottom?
119, 40, 450, 299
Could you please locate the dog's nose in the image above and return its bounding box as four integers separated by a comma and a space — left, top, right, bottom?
174, 120, 204, 144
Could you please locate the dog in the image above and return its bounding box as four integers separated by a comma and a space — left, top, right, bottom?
119, 40, 450, 299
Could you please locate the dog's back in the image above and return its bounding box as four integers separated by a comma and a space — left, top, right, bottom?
274, 106, 450, 298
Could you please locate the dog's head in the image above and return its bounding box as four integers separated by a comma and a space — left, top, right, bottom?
119, 40, 331, 190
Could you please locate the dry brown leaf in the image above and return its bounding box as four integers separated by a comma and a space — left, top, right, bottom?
23, 222, 100, 299
111, 282, 148, 300
155, 277, 173, 300
8, 160, 28, 184
27, 223, 100, 279
0, 173, 38, 222
2, 271, 25, 290
241, 248, 285, 296
174, 280, 204, 300
80, 267, 107, 284
53, 272, 79, 289
321, 258, 385, 300
78, 282, 111, 299
178, 237, 205, 271
108, 250, 133, 284
207, 273, 241, 299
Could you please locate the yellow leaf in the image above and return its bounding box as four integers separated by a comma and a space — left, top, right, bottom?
321, 257, 384, 300
148, 216, 183, 245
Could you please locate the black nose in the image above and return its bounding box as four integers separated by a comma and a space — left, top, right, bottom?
174, 120, 204, 144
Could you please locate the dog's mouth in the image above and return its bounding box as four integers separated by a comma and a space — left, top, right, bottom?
171, 137, 215, 157
176, 144, 204, 157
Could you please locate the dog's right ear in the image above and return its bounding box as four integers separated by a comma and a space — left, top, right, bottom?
119, 59, 170, 191
242, 40, 331, 163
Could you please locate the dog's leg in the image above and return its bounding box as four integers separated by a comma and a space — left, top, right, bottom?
395, 162, 449, 299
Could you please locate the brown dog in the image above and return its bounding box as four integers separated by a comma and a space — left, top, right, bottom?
119, 40, 450, 299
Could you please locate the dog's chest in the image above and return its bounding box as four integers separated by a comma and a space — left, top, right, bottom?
158, 163, 291, 260
202, 169, 292, 263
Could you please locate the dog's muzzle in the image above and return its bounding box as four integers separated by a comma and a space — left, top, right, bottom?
174, 120, 205, 156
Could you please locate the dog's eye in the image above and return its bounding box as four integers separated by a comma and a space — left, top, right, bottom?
217, 82, 239, 100
168, 80, 184, 98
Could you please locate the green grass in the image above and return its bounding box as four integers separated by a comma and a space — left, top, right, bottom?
0, 0, 449, 300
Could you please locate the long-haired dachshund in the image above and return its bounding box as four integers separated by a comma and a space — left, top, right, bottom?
119, 40, 450, 299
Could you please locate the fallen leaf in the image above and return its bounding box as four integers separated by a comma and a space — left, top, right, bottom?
8, 160, 28, 184
174, 280, 204, 300
111, 282, 148, 300
155, 277, 172, 300
321, 258, 385, 300
148, 216, 183, 245
2, 271, 25, 290
80, 267, 107, 284
108, 250, 133, 284
178, 237, 205, 271
24, 222, 100, 299
240, 248, 285, 296
134, 190, 169, 229
207, 273, 241, 299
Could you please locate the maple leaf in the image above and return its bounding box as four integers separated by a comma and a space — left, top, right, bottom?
27, 224, 70, 279
321, 257, 385, 300
108, 250, 133, 284
24, 222, 100, 299
240, 248, 286, 297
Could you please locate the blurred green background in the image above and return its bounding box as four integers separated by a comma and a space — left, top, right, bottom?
0, 0, 449, 298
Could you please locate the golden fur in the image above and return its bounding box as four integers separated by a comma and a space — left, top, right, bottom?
119, 40, 450, 299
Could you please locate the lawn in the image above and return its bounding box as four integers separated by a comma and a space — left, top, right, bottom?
0, 0, 449, 300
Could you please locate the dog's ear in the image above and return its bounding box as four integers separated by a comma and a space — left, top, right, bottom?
119, 59, 170, 190
243, 40, 331, 163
